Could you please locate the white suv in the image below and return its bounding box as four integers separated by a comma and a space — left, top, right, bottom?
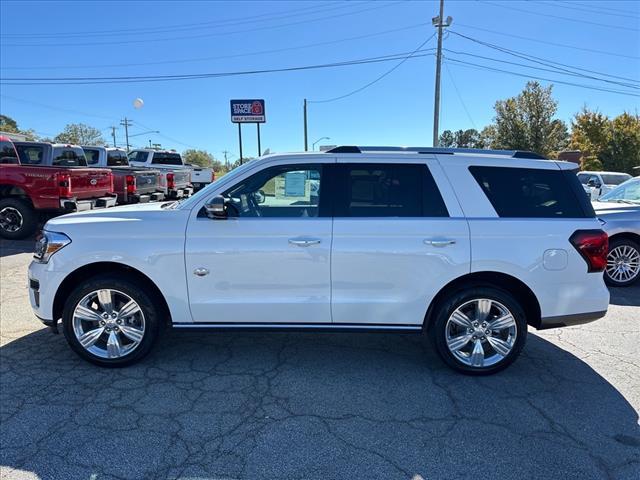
27, 147, 610, 374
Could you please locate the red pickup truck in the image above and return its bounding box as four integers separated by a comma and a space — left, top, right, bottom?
0, 138, 117, 239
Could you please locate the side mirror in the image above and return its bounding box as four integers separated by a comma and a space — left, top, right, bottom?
204, 195, 227, 219
587, 179, 601, 188
255, 189, 266, 204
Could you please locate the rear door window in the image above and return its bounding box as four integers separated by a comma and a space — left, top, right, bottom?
15, 145, 44, 165
0, 141, 19, 163
334, 163, 448, 217
52, 147, 87, 166
470, 166, 594, 218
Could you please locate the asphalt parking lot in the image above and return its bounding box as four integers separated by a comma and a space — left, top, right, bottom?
1, 239, 639, 480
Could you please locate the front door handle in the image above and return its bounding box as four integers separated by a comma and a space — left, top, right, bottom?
193, 267, 210, 276
288, 238, 321, 247
424, 239, 456, 247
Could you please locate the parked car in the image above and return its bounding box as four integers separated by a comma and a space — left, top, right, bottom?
82, 146, 165, 205
577, 171, 632, 200
28, 146, 609, 374
1, 141, 116, 239
593, 176, 640, 287
127, 149, 195, 198
184, 163, 216, 192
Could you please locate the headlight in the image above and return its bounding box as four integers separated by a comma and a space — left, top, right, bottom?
34, 231, 71, 263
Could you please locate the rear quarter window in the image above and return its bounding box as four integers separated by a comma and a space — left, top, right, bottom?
469, 166, 594, 218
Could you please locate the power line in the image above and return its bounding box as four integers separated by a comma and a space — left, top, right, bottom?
444, 57, 640, 97
480, 0, 639, 32
2, 1, 404, 47
309, 34, 437, 104
525, 0, 640, 19
454, 23, 640, 60
0, 2, 357, 38
449, 31, 640, 89
0, 94, 116, 120
548, 0, 640, 17
0, 22, 431, 71
443, 62, 477, 129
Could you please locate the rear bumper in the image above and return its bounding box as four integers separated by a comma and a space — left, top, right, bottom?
167, 187, 194, 199
59, 194, 117, 212
538, 310, 607, 330
123, 191, 165, 204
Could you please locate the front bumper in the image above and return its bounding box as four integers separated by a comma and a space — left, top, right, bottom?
28, 259, 66, 326
60, 194, 117, 212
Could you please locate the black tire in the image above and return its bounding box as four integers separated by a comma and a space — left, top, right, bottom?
429, 286, 527, 375
0, 197, 38, 240
62, 274, 162, 367
604, 238, 640, 287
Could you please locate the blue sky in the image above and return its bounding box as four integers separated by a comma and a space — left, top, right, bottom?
1, 0, 638, 161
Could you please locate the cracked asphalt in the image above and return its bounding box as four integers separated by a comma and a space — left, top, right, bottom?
1, 239, 639, 480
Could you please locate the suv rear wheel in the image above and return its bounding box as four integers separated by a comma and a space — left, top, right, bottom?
62, 275, 162, 367
430, 287, 527, 375
604, 238, 640, 287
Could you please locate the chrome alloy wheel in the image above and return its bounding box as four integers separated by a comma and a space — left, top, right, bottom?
72, 289, 146, 359
0, 206, 23, 233
445, 298, 517, 368
606, 245, 640, 283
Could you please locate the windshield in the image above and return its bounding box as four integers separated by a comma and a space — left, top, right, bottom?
600, 177, 640, 203
601, 173, 631, 185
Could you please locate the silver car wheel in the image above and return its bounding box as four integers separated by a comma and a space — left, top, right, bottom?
606, 245, 640, 283
445, 298, 517, 368
0, 206, 23, 233
72, 289, 146, 359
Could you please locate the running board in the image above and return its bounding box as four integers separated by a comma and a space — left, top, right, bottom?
172, 322, 422, 333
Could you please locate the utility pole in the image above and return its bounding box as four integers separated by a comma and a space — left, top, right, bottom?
432, 0, 445, 147
120, 118, 132, 152
303, 98, 308, 152
110, 126, 117, 147
222, 150, 229, 170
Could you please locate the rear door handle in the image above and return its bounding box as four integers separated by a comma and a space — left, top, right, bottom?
289, 238, 321, 247
424, 239, 456, 247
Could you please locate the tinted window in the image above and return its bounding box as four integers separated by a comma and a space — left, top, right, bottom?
223, 164, 322, 218
52, 147, 87, 166
470, 166, 593, 218
152, 152, 182, 165
0, 141, 18, 163
107, 151, 128, 166
334, 163, 448, 217
577, 173, 589, 185
16, 145, 44, 165
84, 148, 100, 165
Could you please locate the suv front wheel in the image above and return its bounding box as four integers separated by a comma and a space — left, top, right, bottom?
430, 287, 527, 375
62, 275, 162, 367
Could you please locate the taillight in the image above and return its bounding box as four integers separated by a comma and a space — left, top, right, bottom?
570, 229, 608, 272
56, 172, 72, 198
125, 174, 136, 194
109, 172, 114, 193
167, 172, 175, 189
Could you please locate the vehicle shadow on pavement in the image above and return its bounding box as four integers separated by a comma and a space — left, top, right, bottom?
0, 239, 34, 258
1, 328, 638, 480
609, 284, 640, 307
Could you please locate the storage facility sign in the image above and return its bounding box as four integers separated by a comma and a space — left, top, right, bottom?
230, 99, 266, 123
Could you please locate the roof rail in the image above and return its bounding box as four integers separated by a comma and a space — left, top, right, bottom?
325, 146, 547, 160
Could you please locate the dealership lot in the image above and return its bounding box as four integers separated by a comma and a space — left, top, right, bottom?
1, 239, 639, 480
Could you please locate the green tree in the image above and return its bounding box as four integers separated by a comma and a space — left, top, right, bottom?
0, 114, 19, 133
489, 81, 568, 156
439, 129, 482, 148
439, 130, 455, 147
54, 123, 105, 146
183, 149, 215, 168
570, 109, 640, 174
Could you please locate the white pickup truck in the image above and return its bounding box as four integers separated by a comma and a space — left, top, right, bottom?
128, 149, 213, 196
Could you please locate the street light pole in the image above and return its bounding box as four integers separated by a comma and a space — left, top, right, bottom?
312, 136, 330, 151
303, 99, 308, 152
432, 0, 445, 147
